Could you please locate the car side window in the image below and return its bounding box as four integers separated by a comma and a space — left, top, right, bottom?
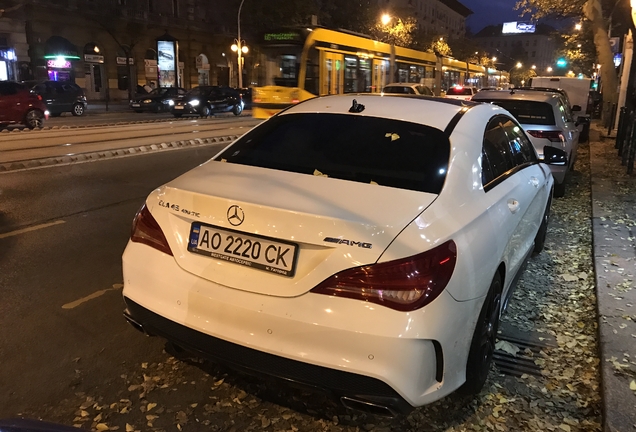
0, 82, 18, 96
557, 100, 572, 123
482, 117, 516, 187
500, 116, 538, 165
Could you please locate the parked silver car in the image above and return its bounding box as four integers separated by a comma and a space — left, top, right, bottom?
472, 89, 580, 197
382, 83, 434, 96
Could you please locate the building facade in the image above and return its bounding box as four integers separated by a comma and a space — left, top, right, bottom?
1, 0, 247, 101
473, 24, 558, 73
378, 0, 471, 38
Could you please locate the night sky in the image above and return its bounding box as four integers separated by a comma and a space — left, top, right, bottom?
461, 0, 527, 34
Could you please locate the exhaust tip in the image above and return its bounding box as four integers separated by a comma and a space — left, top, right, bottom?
123, 311, 149, 336
340, 396, 397, 418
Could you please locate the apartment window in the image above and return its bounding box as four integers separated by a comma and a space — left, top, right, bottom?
525, 40, 529, 46
532, 51, 536, 57
533, 39, 537, 46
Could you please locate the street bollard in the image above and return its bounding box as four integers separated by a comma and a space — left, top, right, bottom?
616, 107, 627, 153
622, 112, 636, 167
607, 103, 618, 137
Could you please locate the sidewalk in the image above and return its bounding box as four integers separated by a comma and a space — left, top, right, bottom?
589, 122, 636, 431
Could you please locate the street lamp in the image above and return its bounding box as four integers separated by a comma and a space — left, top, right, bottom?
380, 13, 396, 85
547, 66, 553, 73
232, 0, 248, 88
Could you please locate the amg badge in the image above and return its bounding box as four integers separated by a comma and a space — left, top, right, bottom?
323, 237, 372, 249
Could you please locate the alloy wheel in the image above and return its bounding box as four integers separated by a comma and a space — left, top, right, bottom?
25, 110, 44, 129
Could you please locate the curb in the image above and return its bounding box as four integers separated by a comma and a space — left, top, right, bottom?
588, 123, 636, 432
0, 135, 239, 173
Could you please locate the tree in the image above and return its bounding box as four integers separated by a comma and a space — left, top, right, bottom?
370, 16, 418, 48
559, 21, 596, 76
516, 0, 618, 118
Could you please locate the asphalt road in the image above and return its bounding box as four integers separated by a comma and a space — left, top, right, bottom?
0, 144, 225, 420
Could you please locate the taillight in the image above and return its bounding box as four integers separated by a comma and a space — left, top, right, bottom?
526, 130, 565, 143
37, 95, 42, 101
130, 205, 173, 256
310, 240, 456, 311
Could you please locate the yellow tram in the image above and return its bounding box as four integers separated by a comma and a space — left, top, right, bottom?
251, 27, 503, 119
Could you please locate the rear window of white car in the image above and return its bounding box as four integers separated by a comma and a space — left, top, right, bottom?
446, 87, 473, 96
216, 113, 451, 194
480, 100, 556, 126
383, 86, 414, 94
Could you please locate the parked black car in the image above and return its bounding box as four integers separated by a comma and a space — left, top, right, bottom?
30, 81, 87, 116
171, 86, 244, 118
130, 87, 186, 113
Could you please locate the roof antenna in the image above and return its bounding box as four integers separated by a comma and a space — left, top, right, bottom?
349, 99, 365, 113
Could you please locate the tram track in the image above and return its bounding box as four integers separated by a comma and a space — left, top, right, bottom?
0, 117, 261, 165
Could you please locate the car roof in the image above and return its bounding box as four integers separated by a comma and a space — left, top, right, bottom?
472, 89, 561, 105
279, 93, 489, 131
384, 83, 418, 87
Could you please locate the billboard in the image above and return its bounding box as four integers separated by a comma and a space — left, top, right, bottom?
502, 22, 536, 34
157, 40, 177, 87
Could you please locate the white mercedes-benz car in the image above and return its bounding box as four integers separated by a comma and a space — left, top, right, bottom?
122, 94, 566, 415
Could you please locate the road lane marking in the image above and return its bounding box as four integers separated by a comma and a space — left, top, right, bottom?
0, 220, 66, 239
62, 283, 124, 309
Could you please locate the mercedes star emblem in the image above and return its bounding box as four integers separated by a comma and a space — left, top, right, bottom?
227, 205, 245, 226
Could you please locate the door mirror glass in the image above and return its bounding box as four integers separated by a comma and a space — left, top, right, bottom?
543, 146, 568, 166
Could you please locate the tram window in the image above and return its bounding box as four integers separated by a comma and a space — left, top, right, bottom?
304, 49, 319, 95
359, 59, 371, 92
344, 56, 358, 93
274, 55, 298, 87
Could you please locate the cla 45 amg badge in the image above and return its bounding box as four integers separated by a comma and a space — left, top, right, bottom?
323, 237, 372, 249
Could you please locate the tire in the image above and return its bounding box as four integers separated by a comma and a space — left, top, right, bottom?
459, 272, 502, 396
24, 109, 44, 129
554, 181, 566, 198
200, 105, 211, 117
232, 103, 243, 116
533, 195, 552, 255
72, 103, 85, 116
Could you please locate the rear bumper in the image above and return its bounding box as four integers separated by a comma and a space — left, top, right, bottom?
123, 297, 413, 414
122, 241, 482, 408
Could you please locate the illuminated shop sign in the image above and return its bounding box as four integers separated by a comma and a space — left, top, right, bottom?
47, 58, 72, 68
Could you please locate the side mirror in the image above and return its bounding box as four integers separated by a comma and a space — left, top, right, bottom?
572, 105, 582, 112
543, 146, 568, 166
575, 116, 591, 127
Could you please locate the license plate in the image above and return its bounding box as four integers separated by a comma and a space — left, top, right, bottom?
174, 105, 184, 109
131, 103, 140, 107
188, 223, 298, 277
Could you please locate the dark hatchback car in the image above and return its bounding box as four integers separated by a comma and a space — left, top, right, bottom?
0, 81, 49, 129
130, 87, 186, 113
171, 86, 244, 118
31, 81, 87, 116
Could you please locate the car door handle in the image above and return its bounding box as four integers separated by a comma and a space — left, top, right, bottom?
529, 177, 540, 188
507, 199, 520, 213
